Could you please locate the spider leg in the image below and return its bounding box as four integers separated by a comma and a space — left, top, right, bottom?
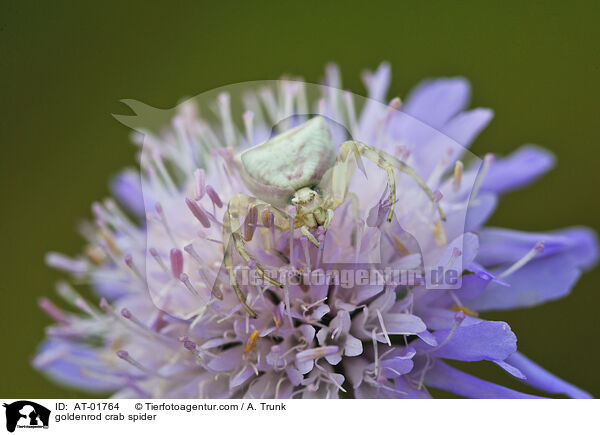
337, 141, 445, 222
320, 151, 361, 241
300, 225, 319, 246
323, 209, 335, 232
223, 235, 256, 318
222, 193, 287, 318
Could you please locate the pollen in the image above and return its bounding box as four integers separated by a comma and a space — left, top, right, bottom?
244, 330, 260, 354
85, 244, 106, 264
391, 233, 410, 256
450, 305, 478, 317
98, 230, 121, 256
261, 208, 271, 225
453, 160, 463, 191
432, 220, 447, 246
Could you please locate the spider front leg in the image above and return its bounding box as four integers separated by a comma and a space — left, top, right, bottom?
336, 141, 445, 222
321, 149, 361, 237
222, 193, 287, 318
300, 225, 320, 246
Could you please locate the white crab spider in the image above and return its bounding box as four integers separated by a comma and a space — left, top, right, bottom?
223, 116, 444, 317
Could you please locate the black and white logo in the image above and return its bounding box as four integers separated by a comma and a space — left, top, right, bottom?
3, 401, 50, 433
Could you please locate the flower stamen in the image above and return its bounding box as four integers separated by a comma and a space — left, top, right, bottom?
498, 241, 544, 279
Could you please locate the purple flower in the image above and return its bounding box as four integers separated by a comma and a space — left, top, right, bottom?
35, 63, 597, 398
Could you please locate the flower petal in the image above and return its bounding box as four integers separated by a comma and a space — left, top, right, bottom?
468, 252, 584, 311
382, 313, 427, 335
229, 365, 255, 389
111, 169, 146, 216
477, 227, 598, 270
380, 356, 414, 377
344, 334, 363, 357
416, 321, 517, 361
402, 78, 471, 130
358, 62, 391, 141
418, 308, 482, 330
494, 359, 526, 379
411, 108, 493, 177
481, 145, 555, 194
33, 339, 123, 392
344, 357, 369, 388
207, 346, 243, 372
424, 360, 545, 398
505, 352, 592, 398
469, 227, 598, 311
465, 193, 497, 231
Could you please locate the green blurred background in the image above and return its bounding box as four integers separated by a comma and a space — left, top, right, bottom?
1, 1, 599, 398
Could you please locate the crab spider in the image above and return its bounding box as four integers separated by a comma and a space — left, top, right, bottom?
222, 116, 444, 317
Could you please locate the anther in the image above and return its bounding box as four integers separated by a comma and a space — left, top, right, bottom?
56, 281, 97, 317
262, 210, 275, 229
97, 230, 122, 256
244, 330, 260, 354
424, 310, 466, 354
432, 220, 447, 247
183, 339, 197, 351
124, 254, 143, 281
182, 338, 205, 361
454, 309, 466, 323
170, 248, 184, 279
396, 145, 411, 161
273, 305, 283, 329
116, 350, 165, 378
391, 233, 410, 256
85, 244, 106, 265
38, 298, 70, 325
450, 305, 478, 317
99, 297, 112, 313
206, 185, 223, 208
244, 205, 258, 241
194, 169, 206, 200
453, 161, 463, 192
390, 96, 402, 110
179, 273, 199, 296
149, 248, 168, 273
185, 198, 211, 228
183, 244, 202, 263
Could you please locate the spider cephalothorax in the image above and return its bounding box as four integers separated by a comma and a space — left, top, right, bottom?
290, 187, 330, 237
222, 116, 444, 317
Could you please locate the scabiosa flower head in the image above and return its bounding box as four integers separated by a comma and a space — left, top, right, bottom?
36, 63, 598, 398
